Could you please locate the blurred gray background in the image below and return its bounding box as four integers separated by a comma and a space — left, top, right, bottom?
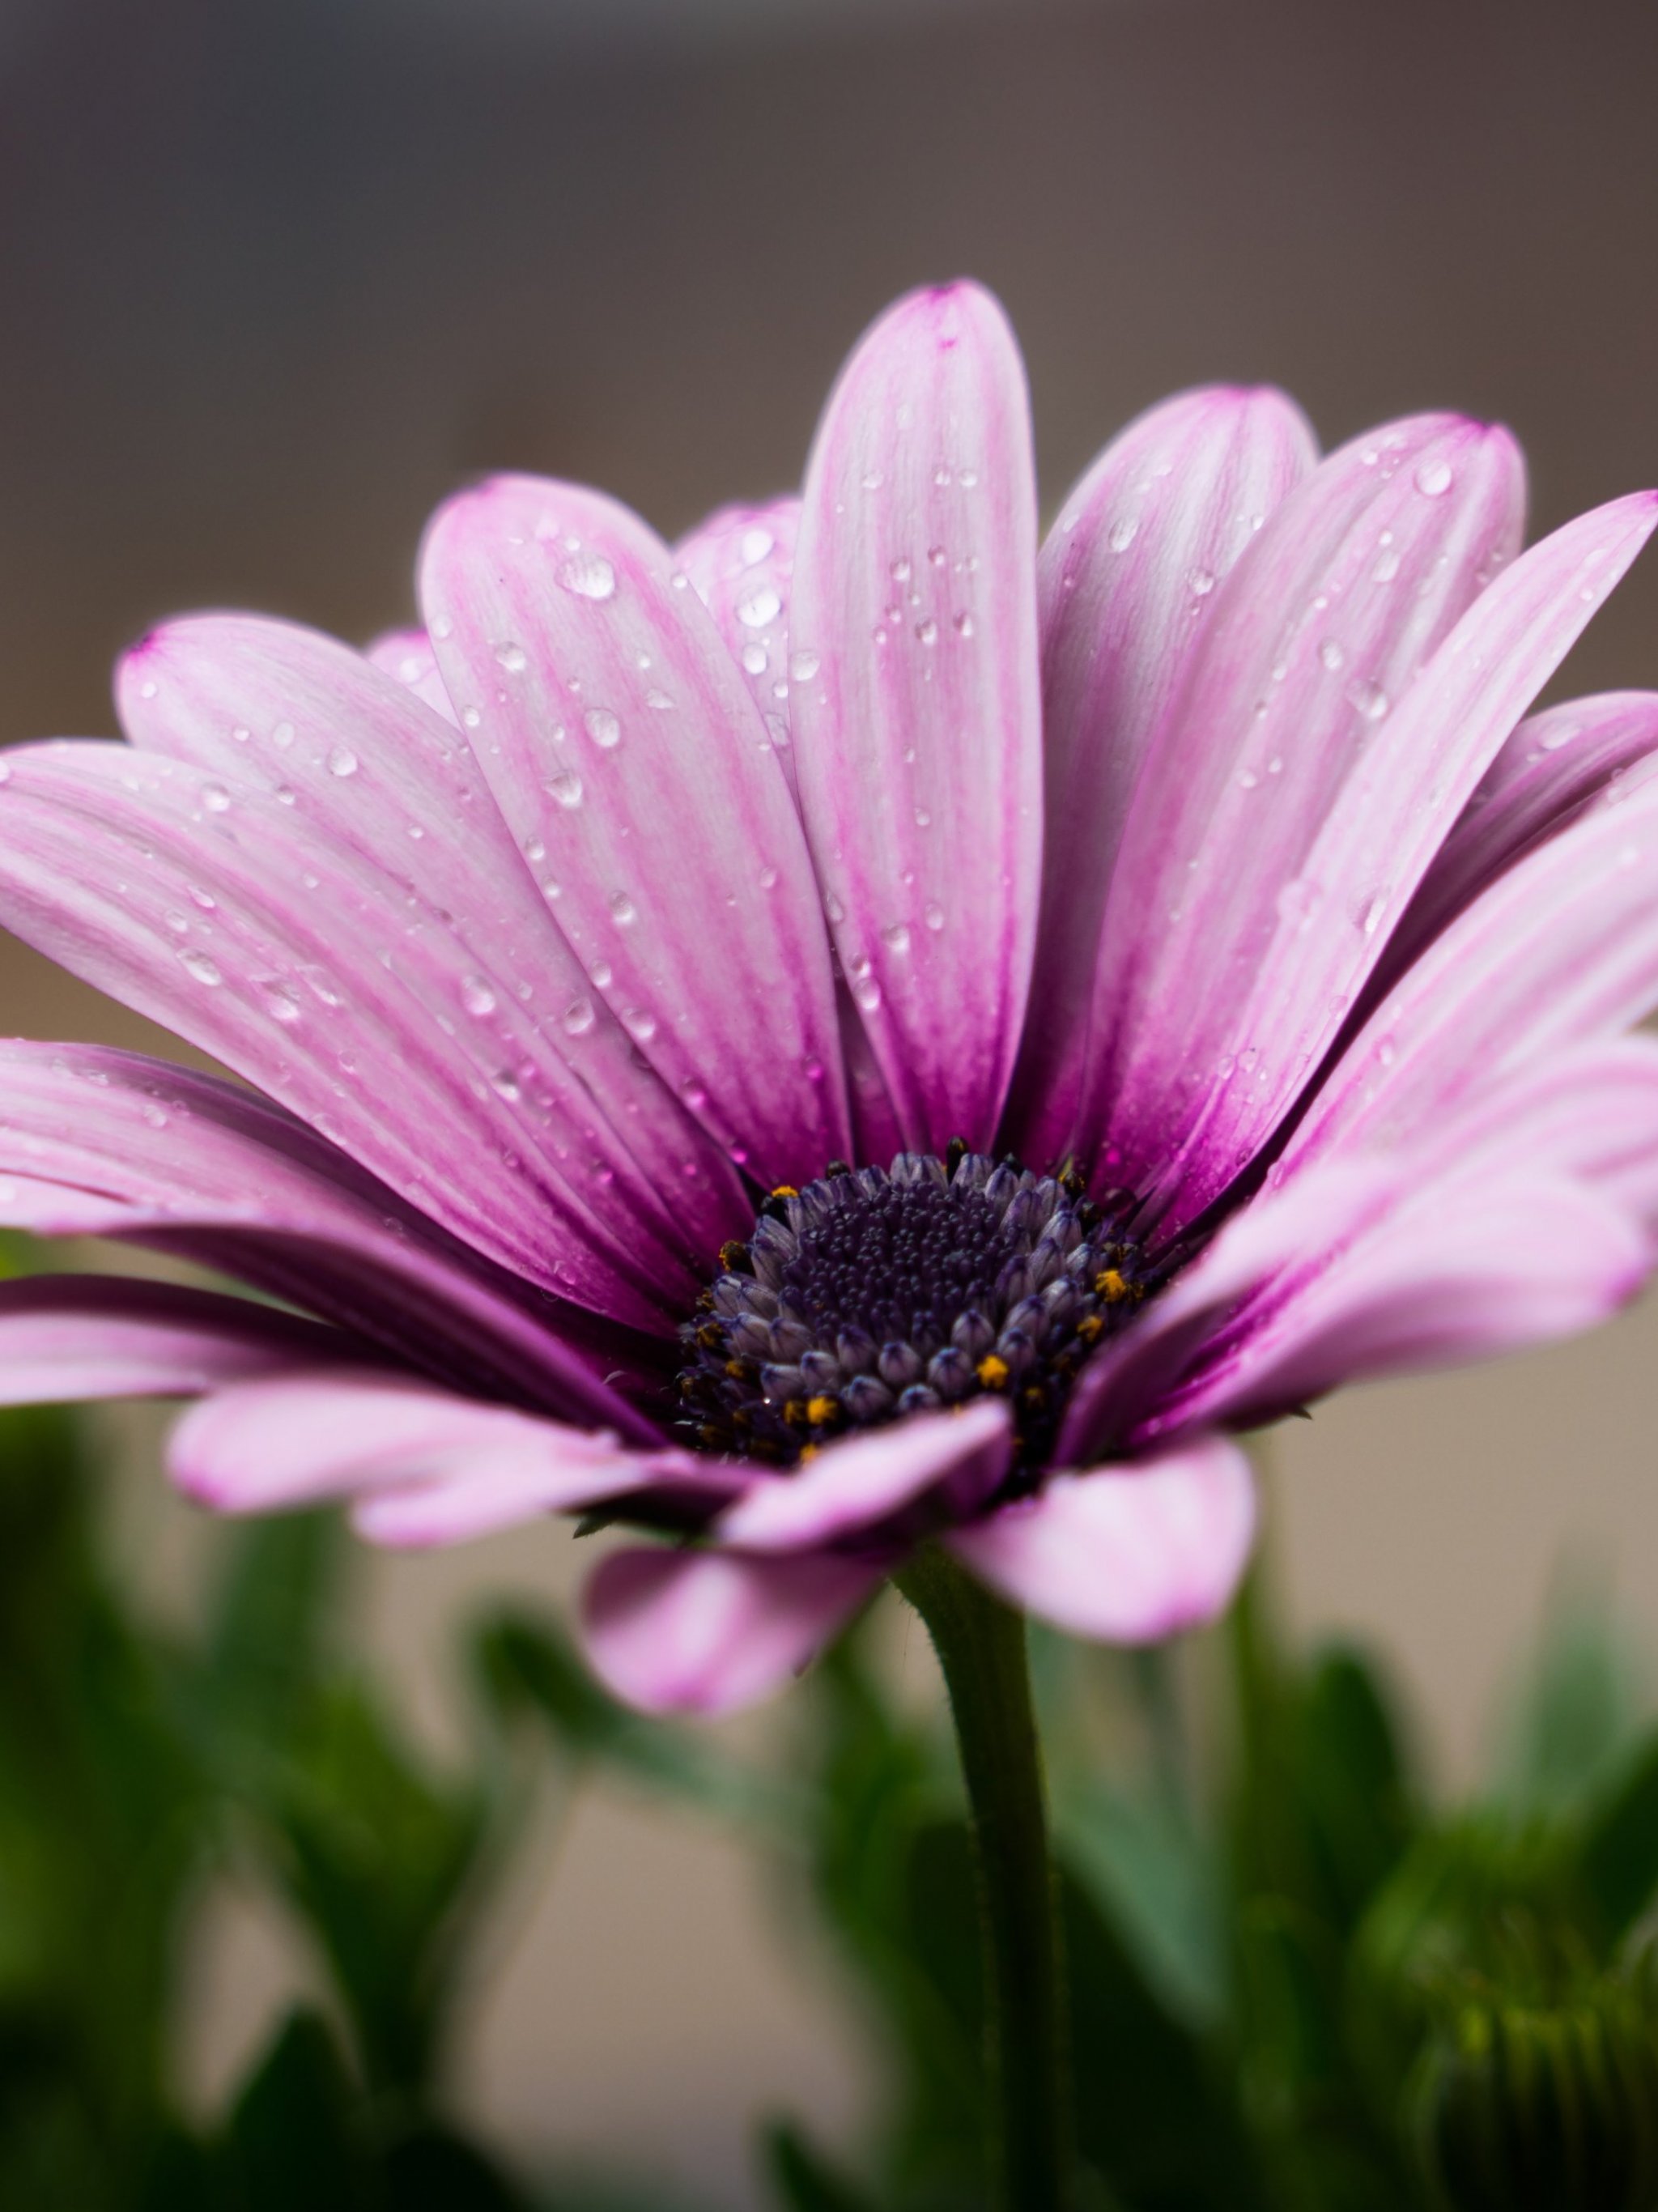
6, 0, 1658, 2201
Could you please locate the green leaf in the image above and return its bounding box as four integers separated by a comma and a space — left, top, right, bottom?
1492, 1584, 1643, 1820
760, 2117, 879, 2212
377, 2120, 527, 2210
1058, 1777, 1227, 2030
1574, 1731, 1658, 1941
224, 2006, 369, 2212
265, 1682, 491, 2094
1065, 1865, 1263, 2212
472, 1609, 785, 1824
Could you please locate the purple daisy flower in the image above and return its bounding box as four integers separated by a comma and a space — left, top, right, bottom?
2, 281, 1656, 1716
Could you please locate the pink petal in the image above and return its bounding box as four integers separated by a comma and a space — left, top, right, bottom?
789, 282, 1043, 1154
1284, 773, 1658, 1175
1010, 385, 1316, 1168
168, 1368, 736, 1538
674, 499, 908, 1155
0, 1039, 658, 1433
363, 627, 460, 725
714, 1397, 1010, 1553
0, 1274, 363, 1405
1371, 689, 1658, 988
1154, 1166, 1647, 1440
675, 499, 801, 800
420, 474, 849, 1189
0, 740, 703, 1329
1061, 1157, 1405, 1461
947, 1435, 1255, 1642
117, 613, 748, 1283
580, 1544, 882, 1716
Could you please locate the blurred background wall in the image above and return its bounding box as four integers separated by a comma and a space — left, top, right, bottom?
6, 0, 1658, 2201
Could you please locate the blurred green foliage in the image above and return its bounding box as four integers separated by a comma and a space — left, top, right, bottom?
4, 1380, 1658, 2210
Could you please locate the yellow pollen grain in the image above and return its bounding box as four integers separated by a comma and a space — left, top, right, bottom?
770, 1184, 799, 1199
976, 1354, 1011, 1390
806, 1393, 839, 1425
1095, 1267, 1129, 1303
799, 1443, 820, 1463
1076, 1313, 1105, 1344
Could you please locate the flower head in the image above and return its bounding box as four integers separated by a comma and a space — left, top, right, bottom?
2, 282, 1656, 1713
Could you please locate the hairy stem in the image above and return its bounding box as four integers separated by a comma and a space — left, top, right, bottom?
898, 1548, 1073, 2212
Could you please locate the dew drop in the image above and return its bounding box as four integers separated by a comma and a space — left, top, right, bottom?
585, 708, 622, 750
590, 960, 614, 989
916, 618, 938, 645
1108, 517, 1139, 553
914, 807, 932, 828
563, 996, 597, 1036
610, 891, 638, 925
890, 556, 912, 583
1415, 457, 1454, 498
742, 643, 768, 676
953, 612, 974, 637
179, 949, 223, 986
490, 1070, 522, 1101
259, 979, 304, 1024
1188, 567, 1216, 597
201, 783, 232, 813
524, 837, 546, 863
561, 554, 617, 601
1348, 678, 1390, 722
852, 974, 882, 1012
1275, 878, 1319, 930
327, 745, 359, 777
758, 865, 779, 891
789, 649, 820, 682
923, 900, 945, 932
546, 770, 585, 809
1319, 639, 1346, 673
881, 921, 912, 954
624, 1007, 658, 1042
274, 785, 297, 806
739, 525, 775, 565
736, 584, 782, 628
461, 975, 498, 1017
495, 642, 528, 673
644, 689, 674, 711
271, 721, 295, 751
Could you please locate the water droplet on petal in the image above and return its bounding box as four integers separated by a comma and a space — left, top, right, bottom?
852, 974, 882, 1012
739, 526, 774, 565
327, 745, 359, 777
561, 554, 617, 600
563, 996, 596, 1036
789, 649, 820, 682
1108, 517, 1139, 553
610, 891, 637, 925
1415, 457, 1454, 497
742, 643, 768, 676
736, 585, 782, 628
546, 770, 584, 808
179, 949, 223, 986
624, 1007, 658, 1042
271, 721, 295, 751
1188, 567, 1216, 596
1319, 639, 1346, 673
924, 900, 945, 932
881, 921, 912, 954
201, 783, 232, 813
495, 642, 529, 673
461, 975, 497, 1017
585, 708, 621, 749
1348, 678, 1390, 722
490, 1070, 521, 1100
916, 619, 937, 646
259, 979, 304, 1024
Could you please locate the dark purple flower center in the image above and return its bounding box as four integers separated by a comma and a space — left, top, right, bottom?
677, 1149, 1153, 1470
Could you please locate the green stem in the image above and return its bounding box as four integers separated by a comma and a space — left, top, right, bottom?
898, 1547, 1073, 2212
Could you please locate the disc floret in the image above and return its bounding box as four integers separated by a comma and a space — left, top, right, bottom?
677, 1149, 1152, 1470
